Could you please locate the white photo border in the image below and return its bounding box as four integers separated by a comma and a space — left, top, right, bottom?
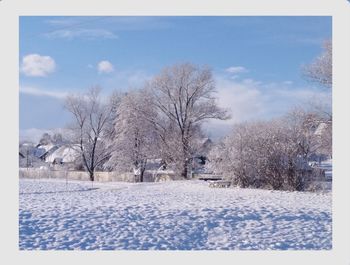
0, 0, 349, 264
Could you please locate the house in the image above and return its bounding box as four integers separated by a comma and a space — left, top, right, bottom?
45, 145, 80, 168
34, 143, 59, 161
19, 152, 27, 168
314, 122, 330, 136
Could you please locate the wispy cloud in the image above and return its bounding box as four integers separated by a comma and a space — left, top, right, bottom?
225, 66, 248, 74
20, 54, 56, 77
45, 29, 118, 40
105, 17, 173, 31
45, 16, 173, 31
214, 75, 265, 124
209, 74, 331, 127
283, 80, 293, 85
45, 19, 77, 26
20, 86, 68, 99
100, 69, 153, 91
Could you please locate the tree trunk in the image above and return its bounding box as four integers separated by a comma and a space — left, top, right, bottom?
140, 168, 145, 182
89, 171, 94, 182
181, 158, 191, 179
181, 164, 188, 179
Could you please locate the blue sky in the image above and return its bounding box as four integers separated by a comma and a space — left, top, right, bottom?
19, 16, 332, 141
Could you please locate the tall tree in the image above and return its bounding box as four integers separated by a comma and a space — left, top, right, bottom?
147, 63, 230, 178
303, 39, 332, 88
64, 87, 116, 181
302, 39, 332, 157
105, 90, 160, 182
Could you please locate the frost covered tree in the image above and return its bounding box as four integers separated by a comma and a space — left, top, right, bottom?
283, 109, 320, 159
302, 39, 332, 157
104, 90, 160, 182
52, 133, 63, 144
19, 142, 36, 168
38, 133, 52, 145
214, 121, 280, 189
287, 105, 332, 159
303, 39, 332, 88
103, 91, 123, 142
210, 111, 325, 191
146, 63, 230, 178
64, 87, 117, 181
214, 123, 255, 188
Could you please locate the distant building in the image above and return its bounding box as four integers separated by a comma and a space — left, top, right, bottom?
45, 145, 80, 169
34, 143, 59, 161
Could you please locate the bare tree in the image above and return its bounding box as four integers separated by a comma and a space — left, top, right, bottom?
19, 142, 36, 169
64, 87, 116, 181
303, 39, 332, 88
147, 63, 230, 178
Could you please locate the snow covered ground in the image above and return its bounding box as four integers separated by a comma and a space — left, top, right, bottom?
19, 179, 332, 250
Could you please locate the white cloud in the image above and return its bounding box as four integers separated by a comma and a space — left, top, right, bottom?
97, 60, 114, 74
225, 66, 248, 74
45, 29, 117, 40
20, 86, 68, 99
20, 54, 56, 77
203, 76, 265, 139
214, 75, 265, 124
204, 74, 331, 138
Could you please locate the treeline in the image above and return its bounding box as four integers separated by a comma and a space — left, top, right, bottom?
61, 39, 332, 190
64, 63, 229, 182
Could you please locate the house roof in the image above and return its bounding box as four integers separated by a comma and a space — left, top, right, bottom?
45, 145, 80, 163
314, 122, 329, 136
35, 144, 58, 159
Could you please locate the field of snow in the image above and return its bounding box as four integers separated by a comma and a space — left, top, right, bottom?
19, 179, 332, 250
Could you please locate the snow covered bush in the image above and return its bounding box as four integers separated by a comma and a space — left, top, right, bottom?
209, 109, 327, 191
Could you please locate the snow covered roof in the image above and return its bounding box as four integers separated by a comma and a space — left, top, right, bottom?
45, 145, 80, 163
314, 123, 328, 136
33, 144, 59, 159
36, 143, 56, 152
